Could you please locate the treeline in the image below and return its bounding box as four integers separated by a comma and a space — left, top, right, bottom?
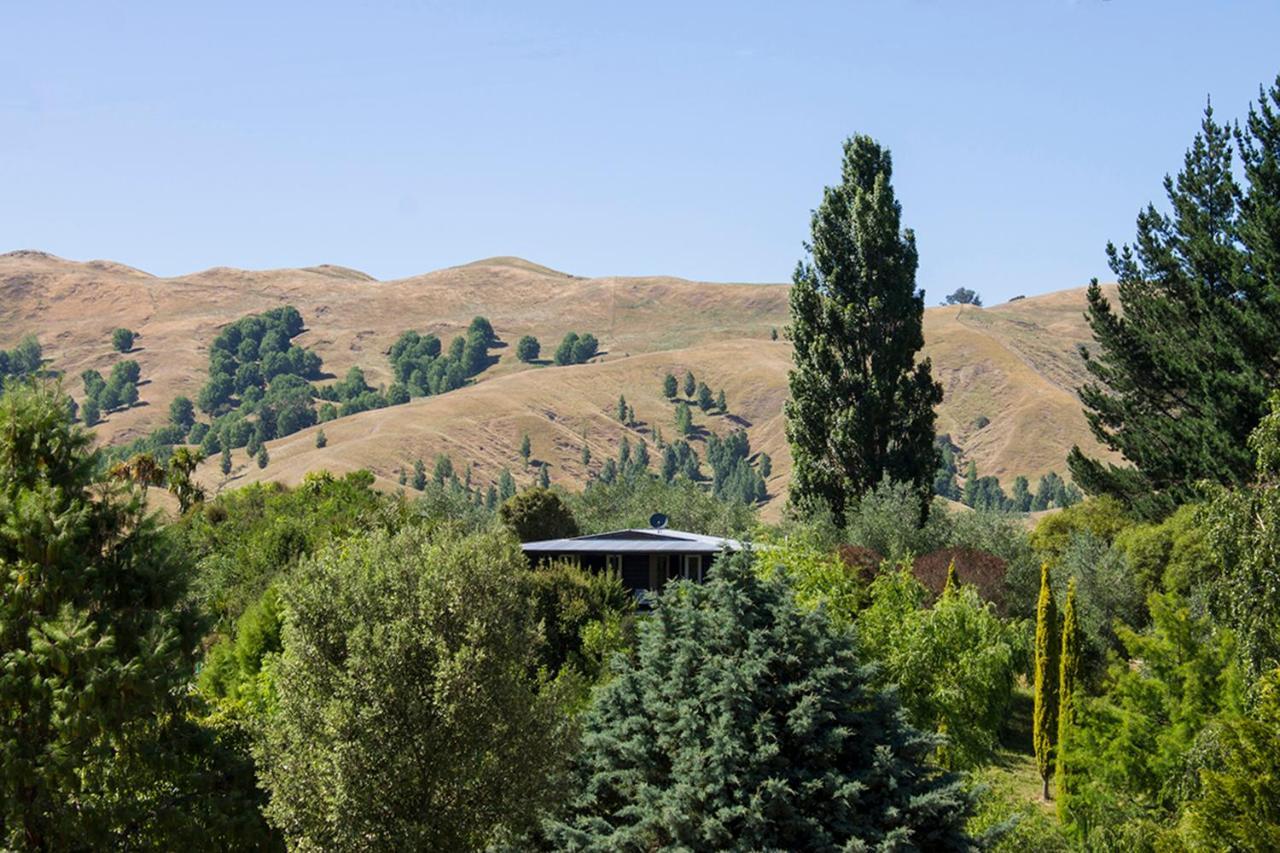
934, 435, 1081, 511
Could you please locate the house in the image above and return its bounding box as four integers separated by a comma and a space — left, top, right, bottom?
520, 522, 743, 599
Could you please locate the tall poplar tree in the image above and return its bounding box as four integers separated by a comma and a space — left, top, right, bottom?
1069, 81, 1280, 518
786, 135, 942, 520
1033, 562, 1060, 800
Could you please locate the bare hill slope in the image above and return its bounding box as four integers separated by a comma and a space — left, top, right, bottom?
0, 250, 1114, 517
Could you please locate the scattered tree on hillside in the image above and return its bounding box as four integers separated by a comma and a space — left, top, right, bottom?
662, 373, 677, 398
220, 445, 233, 477
546, 551, 976, 849
515, 335, 540, 363
616, 394, 628, 423
771, 327, 779, 340
538, 464, 550, 488
432, 454, 454, 487
498, 468, 516, 502
1069, 85, 1280, 519
169, 395, 195, 430
315, 428, 326, 448
256, 446, 269, 469
942, 287, 982, 306
520, 433, 532, 465
682, 370, 696, 398
715, 388, 726, 413
695, 382, 713, 411
674, 401, 693, 436
111, 327, 136, 352
412, 459, 427, 491
580, 443, 591, 467
786, 135, 943, 520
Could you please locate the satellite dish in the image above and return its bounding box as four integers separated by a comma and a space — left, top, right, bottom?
649, 513, 668, 530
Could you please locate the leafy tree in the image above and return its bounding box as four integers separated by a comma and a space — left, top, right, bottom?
169, 395, 195, 430
515, 334, 540, 363
857, 567, 1025, 769
942, 287, 982, 306
256, 446, 269, 469
546, 550, 976, 849
167, 446, 206, 513
81, 395, 100, 426
554, 332, 579, 366
499, 487, 579, 542
259, 526, 569, 849
662, 373, 677, 398
1069, 86, 1280, 519
787, 135, 942, 520
314, 428, 326, 448
111, 327, 136, 352
571, 333, 598, 363
682, 370, 695, 398
1034, 562, 1059, 800
520, 432, 532, 465
696, 381, 714, 411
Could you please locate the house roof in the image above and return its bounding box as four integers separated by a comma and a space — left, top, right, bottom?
521, 528, 744, 555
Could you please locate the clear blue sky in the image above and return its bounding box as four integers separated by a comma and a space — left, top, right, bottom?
2, 1, 1277, 302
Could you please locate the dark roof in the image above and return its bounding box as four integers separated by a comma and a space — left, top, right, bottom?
521, 528, 743, 555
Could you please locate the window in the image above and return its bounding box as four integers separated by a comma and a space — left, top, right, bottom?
605, 554, 623, 573
682, 555, 703, 582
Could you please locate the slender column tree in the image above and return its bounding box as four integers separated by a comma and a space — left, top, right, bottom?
786, 135, 942, 520
1056, 578, 1083, 819
1033, 562, 1060, 800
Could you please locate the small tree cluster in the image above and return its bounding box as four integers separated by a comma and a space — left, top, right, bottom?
386, 316, 495, 399
0, 335, 44, 393
553, 332, 598, 365
81, 359, 142, 420
111, 327, 137, 352
706, 429, 767, 504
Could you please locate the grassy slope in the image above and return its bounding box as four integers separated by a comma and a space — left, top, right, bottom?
0, 250, 1117, 518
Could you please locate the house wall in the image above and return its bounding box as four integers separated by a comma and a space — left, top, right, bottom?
524, 550, 725, 595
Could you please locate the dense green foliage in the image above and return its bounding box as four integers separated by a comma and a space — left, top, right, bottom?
260, 525, 571, 850
111, 327, 136, 352
386, 316, 495, 396
1034, 562, 1059, 800
516, 334, 541, 362
547, 551, 976, 849
786, 135, 943, 519
0, 335, 43, 392
499, 486, 580, 542
553, 331, 598, 365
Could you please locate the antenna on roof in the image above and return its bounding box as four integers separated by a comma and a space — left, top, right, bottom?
649, 513, 668, 530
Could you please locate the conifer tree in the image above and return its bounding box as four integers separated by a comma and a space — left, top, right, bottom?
786, 135, 942, 519
520, 433, 532, 465
498, 468, 516, 502
662, 373, 677, 398
256, 445, 269, 469
715, 388, 727, 413
682, 370, 695, 398
1033, 562, 1060, 800
547, 550, 975, 848
1055, 578, 1082, 819
315, 428, 326, 448
616, 394, 627, 422
412, 459, 427, 491
220, 445, 233, 476
1069, 85, 1280, 518
580, 443, 590, 467
538, 463, 550, 488
674, 401, 693, 436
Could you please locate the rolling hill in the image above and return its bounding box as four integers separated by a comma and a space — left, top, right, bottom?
0, 250, 1116, 518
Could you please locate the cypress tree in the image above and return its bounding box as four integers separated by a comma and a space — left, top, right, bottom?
616, 394, 627, 423
785, 135, 942, 520
1069, 85, 1280, 518
547, 550, 975, 849
1055, 578, 1082, 820
682, 370, 695, 398
1033, 562, 1060, 800
662, 373, 677, 398
538, 463, 550, 489
220, 445, 232, 476
519, 433, 532, 465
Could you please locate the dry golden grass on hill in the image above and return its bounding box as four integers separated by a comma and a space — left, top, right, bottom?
0, 250, 1116, 518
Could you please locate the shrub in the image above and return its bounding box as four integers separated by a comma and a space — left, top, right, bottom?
499, 487, 579, 542
515, 335, 540, 363
112, 327, 136, 352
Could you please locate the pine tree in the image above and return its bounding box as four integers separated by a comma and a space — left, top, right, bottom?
1033, 562, 1060, 800
498, 468, 516, 502
220, 445, 233, 476
315, 428, 326, 448
715, 388, 727, 413
1069, 89, 1280, 518
696, 382, 714, 411
546, 551, 975, 848
682, 370, 695, 398
1055, 578, 1082, 819
412, 459, 427, 491
616, 394, 628, 423
662, 373, 677, 398
256, 445, 269, 469
398, 467, 408, 487
580, 443, 591, 467
962, 460, 979, 508
674, 401, 693, 436
538, 464, 550, 488
519, 433, 532, 466
785, 135, 942, 520
771, 327, 779, 341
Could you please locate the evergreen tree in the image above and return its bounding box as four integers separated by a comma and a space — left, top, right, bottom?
433, 453, 454, 486
169, 395, 195, 429
1069, 87, 1280, 518
485, 484, 498, 510
498, 468, 516, 502
674, 401, 693, 436
546, 551, 975, 849
771, 327, 779, 340
662, 373, 677, 398
412, 459, 427, 491
538, 463, 550, 489
220, 445, 233, 476
315, 428, 326, 448
0, 384, 261, 847
554, 333, 579, 366
696, 381, 714, 411
786, 135, 942, 519
962, 460, 979, 507
616, 394, 627, 423
1055, 578, 1082, 820
398, 467, 407, 487
1033, 562, 1060, 800
715, 388, 727, 412
520, 433, 532, 465
81, 395, 100, 426
758, 452, 772, 479
111, 327, 136, 352
256, 445, 269, 469
682, 370, 696, 398
580, 443, 591, 467
1011, 475, 1032, 512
